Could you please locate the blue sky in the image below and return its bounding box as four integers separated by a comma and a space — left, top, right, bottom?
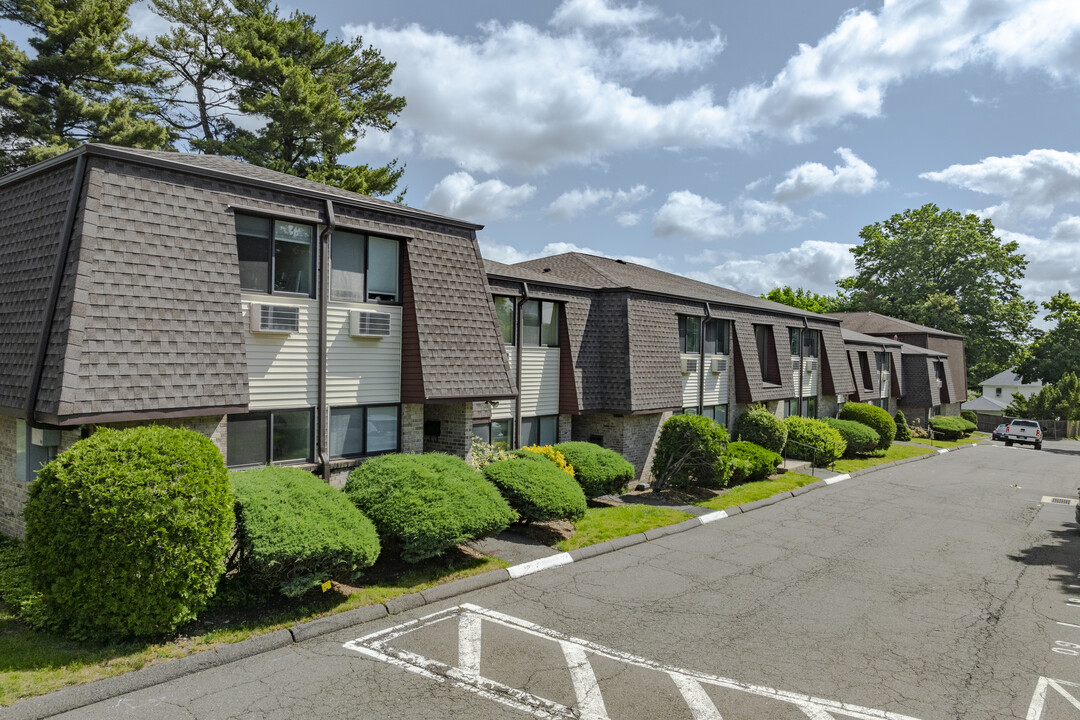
134, 0, 1080, 307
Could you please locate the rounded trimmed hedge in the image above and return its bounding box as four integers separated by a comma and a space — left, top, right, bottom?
650, 414, 731, 489
894, 409, 912, 441
734, 407, 787, 454
961, 409, 978, 424
928, 415, 977, 440
823, 418, 880, 456
838, 402, 896, 450
552, 442, 635, 498
24, 426, 234, 641
725, 441, 782, 484
783, 416, 846, 466
483, 453, 586, 523
345, 453, 517, 563
231, 467, 381, 597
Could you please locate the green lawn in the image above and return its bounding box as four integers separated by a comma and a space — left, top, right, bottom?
831, 443, 935, 473
695, 472, 820, 511
0, 547, 507, 707
555, 505, 695, 551
909, 433, 988, 449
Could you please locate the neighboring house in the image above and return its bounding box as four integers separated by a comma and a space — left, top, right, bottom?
839, 329, 903, 414
828, 311, 968, 403
962, 368, 1042, 416
484, 254, 856, 480
895, 343, 959, 426
0, 144, 515, 537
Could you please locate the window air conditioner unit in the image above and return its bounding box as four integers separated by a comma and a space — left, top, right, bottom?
711, 357, 727, 373
681, 357, 698, 375
250, 304, 299, 334
350, 310, 392, 338
804, 358, 816, 373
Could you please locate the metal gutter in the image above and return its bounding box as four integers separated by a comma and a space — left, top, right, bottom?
515, 282, 528, 447
26, 154, 87, 426
318, 199, 335, 480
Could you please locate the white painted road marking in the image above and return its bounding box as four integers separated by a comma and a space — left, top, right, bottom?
1027, 677, 1080, 720
824, 474, 851, 485
508, 552, 574, 578
344, 604, 923, 720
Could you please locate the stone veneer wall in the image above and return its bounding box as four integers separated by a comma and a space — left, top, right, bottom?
570, 411, 671, 483
818, 395, 839, 420
401, 403, 424, 454
557, 414, 572, 443
423, 403, 474, 462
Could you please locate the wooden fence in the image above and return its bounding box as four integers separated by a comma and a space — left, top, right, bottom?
973, 413, 1080, 439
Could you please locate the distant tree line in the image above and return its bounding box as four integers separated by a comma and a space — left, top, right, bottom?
0, 0, 406, 197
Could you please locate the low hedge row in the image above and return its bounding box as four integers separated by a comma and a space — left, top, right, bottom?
783, 416, 846, 466
838, 402, 896, 450
928, 415, 976, 440
823, 418, 880, 456
554, 442, 635, 497
726, 441, 782, 483
483, 452, 586, 523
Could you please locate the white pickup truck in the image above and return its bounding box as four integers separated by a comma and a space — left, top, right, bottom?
1004, 419, 1042, 450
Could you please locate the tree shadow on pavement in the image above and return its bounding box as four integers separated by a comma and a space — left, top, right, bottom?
1008, 525, 1080, 596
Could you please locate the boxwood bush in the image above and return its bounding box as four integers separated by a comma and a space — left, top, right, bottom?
838, 402, 896, 450
823, 418, 880, 456
483, 453, 586, 523
520, 445, 575, 478
230, 467, 380, 597
894, 409, 912, 441
553, 442, 635, 498
725, 441, 782, 484
734, 406, 787, 454
23, 426, 233, 641
650, 414, 731, 489
961, 409, 978, 424
783, 416, 846, 466
929, 415, 977, 440
345, 453, 516, 563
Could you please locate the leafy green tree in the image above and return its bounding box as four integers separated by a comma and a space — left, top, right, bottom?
838, 204, 1036, 387
1007, 372, 1080, 421
761, 286, 847, 314
0, 0, 171, 172
1014, 292, 1080, 384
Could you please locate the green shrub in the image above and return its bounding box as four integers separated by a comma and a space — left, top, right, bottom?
23, 426, 233, 641
894, 409, 912, 441
734, 406, 787, 454
483, 453, 586, 523
783, 416, 846, 466
838, 402, 896, 450
520, 445, 575, 478
230, 467, 380, 598
650, 414, 731, 490
553, 442, 635, 498
725, 441, 783, 483
345, 454, 516, 563
961, 409, 978, 424
929, 415, 977, 440
823, 418, 880, 456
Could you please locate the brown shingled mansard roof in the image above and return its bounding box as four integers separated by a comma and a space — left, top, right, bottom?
828, 311, 963, 338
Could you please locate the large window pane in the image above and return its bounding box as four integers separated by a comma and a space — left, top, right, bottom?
539, 416, 556, 446
520, 416, 537, 447
367, 236, 399, 301
331, 231, 365, 301
367, 405, 399, 453
541, 302, 559, 346
683, 316, 701, 353
227, 413, 268, 467
272, 409, 311, 462
236, 215, 270, 293
714, 404, 728, 427
789, 328, 800, 355
522, 300, 541, 346
717, 320, 730, 354
273, 221, 313, 295
493, 296, 515, 344
330, 406, 364, 457
492, 420, 511, 449
754, 325, 769, 377
703, 319, 718, 355
473, 422, 492, 444
803, 330, 819, 357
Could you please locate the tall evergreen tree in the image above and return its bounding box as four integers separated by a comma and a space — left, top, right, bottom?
0, 0, 170, 172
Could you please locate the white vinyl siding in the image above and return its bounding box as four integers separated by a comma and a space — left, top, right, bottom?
243, 295, 318, 409
792, 357, 818, 398
681, 352, 700, 408
702, 354, 729, 406
489, 347, 560, 422
326, 302, 402, 405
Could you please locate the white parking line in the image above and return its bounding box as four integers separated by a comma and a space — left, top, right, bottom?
561, 640, 607, 720
669, 672, 724, 720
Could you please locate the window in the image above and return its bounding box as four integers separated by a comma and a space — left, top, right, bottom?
679, 316, 702, 353
803, 330, 819, 358
15, 420, 59, 483
227, 409, 313, 467
859, 352, 873, 390
473, 419, 512, 449
703, 404, 727, 426
493, 296, 515, 345
703, 319, 729, 355
329, 405, 400, 458
236, 214, 314, 296
522, 300, 559, 347
682, 407, 699, 415
330, 231, 401, 303
784, 398, 800, 417
934, 362, 945, 386
521, 415, 557, 446
789, 328, 801, 356
804, 396, 817, 418
753, 324, 779, 384
995, 387, 1002, 397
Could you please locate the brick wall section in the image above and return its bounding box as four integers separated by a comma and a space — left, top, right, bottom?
557, 414, 572, 443
0, 417, 21, 537
423, 403, 474, 460
401, 403, 424, 454
570, 411, 669, 482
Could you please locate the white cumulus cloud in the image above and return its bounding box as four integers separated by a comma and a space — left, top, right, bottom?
653, 191, 805, 239
423, 172, 536, 221
549, 0, 659, 30
479, 237, 667, 269
773, 147, 884, 202
545, 184, 652, 221
685, 240, 856, 297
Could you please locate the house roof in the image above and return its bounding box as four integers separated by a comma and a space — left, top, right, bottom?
962, 395, 1009, 412
484, 259, 595, 290
828, 311, 964, 339
896, 341, 947, 358
978, 368, 1042, 388
841, 328, 904, 347
513, 253, 838, 321
0, 144, 485, 233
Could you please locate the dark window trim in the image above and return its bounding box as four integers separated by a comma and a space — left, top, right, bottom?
679, 315, 703, 354
754, 324, 781, 385
329, 403, 402, 459
227, 407, 315, 468
703, 318, 729, 355
520, 414, 558, 447
522, 300, 560, 348
329, 231, 403, 306
236, 212, 317, 299
493, 295, 516, 345
789, 328, 801, 356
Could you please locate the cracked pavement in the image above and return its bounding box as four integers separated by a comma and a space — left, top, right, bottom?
49, 444, 1080, 719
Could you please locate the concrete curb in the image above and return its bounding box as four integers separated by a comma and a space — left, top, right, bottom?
7, 442, 982, 719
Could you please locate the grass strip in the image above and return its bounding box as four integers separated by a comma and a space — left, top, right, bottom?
909, 434, 987, 449
831, 443, 935, 473
556, 505, 694, 551
695, 472, 820, 511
